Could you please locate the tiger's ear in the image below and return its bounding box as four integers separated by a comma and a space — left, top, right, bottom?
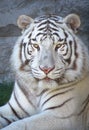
17, 15, 34, 29
64, 14, 81, 33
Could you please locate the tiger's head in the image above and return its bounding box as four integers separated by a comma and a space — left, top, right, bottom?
11, 14, 89, 86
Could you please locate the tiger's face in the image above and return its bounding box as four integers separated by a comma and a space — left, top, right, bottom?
23, 25, 72, 81
12, 14, 86, 84
29, 36, 67, 80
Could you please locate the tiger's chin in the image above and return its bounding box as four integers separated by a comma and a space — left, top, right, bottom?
34, 75, 62, 89
38, 78, 59, 89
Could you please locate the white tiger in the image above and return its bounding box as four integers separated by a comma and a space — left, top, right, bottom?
0, 13, 89, 130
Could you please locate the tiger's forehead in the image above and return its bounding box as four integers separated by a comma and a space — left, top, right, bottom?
23, 15, 73, 44
29, 15, 66, 43
41, 36, 54, 48
34, 14, 63, 23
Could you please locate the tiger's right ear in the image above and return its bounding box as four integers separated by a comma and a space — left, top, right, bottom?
17, 15, 34, 30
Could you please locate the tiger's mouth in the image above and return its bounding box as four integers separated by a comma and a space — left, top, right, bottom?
31, 67, 65, 82
35, 76, 60, 83
44, 77, 52, 81
35, 76, 53, 81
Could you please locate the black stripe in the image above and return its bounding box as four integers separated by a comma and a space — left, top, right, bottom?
78, 94, 89, 115
74, 40, 78, 58
62, 45, 68, 56
41, 88, 74, 107
38, 27, 46, 31
37, 21, 47, 28
35, 18, 46, 23
50, 17, 63, 23
27, 47, 32, 55
52, 32, 60, 37
28, 33, 32, 38
31, 38, 37, 42
49, 27, 59, 31
23, 43, 27, 59
37, 89, 50, 106
45, 87, 74, 96
14, 91, 30, 116
64, 58, 71, 66
19, 42, 23, 64
54, 21, 63, 24
64, 31, 68, 38
17, 80, 36, 109
37, 88, 49, 97
1, 115, 12, 124
44, 98, 73, 111
37, 20, 58, 31
72, 40, 78, 70
36, 32, 44, 37
20, 59, 30, 71
49, 21, 58, 27
64, 40, 72, 65
82, 94, 89, 105
8, 102, 21, 119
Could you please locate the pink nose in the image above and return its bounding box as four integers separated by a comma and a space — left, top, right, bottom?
39, 66, 55, 74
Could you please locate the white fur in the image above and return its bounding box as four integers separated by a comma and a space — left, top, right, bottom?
0, 14, 89, 130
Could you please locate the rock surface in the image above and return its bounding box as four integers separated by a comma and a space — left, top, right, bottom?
0, 0, 89, 83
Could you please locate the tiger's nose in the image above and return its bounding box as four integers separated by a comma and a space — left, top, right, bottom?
39, 66, 55, 74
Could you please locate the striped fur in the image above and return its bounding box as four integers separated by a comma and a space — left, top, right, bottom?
0, 14, 89, 130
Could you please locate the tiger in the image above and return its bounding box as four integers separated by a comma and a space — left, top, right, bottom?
0, 13, 89, 130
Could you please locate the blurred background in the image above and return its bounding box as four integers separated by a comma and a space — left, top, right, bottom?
0, 0, 89, 83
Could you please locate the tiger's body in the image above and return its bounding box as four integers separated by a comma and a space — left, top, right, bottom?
0, 14, 89, 130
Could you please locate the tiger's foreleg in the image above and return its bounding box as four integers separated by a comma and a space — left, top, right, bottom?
1, 111, 80, 130
0, 103, 19, 128
0, 78, 36, 129
0, 81, 28, 128
0, 104, 15, 128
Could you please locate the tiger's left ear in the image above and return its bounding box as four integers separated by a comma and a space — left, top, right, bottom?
17, 15, 34, 30
64, 14, 81, 33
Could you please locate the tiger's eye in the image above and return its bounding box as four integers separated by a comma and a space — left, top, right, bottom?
55, 44, 62, 51
56, 44, 61, 48
55, 44, 61, 49
33, 44, 40, 50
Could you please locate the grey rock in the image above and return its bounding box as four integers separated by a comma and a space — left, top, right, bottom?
0, 37, 17, 83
